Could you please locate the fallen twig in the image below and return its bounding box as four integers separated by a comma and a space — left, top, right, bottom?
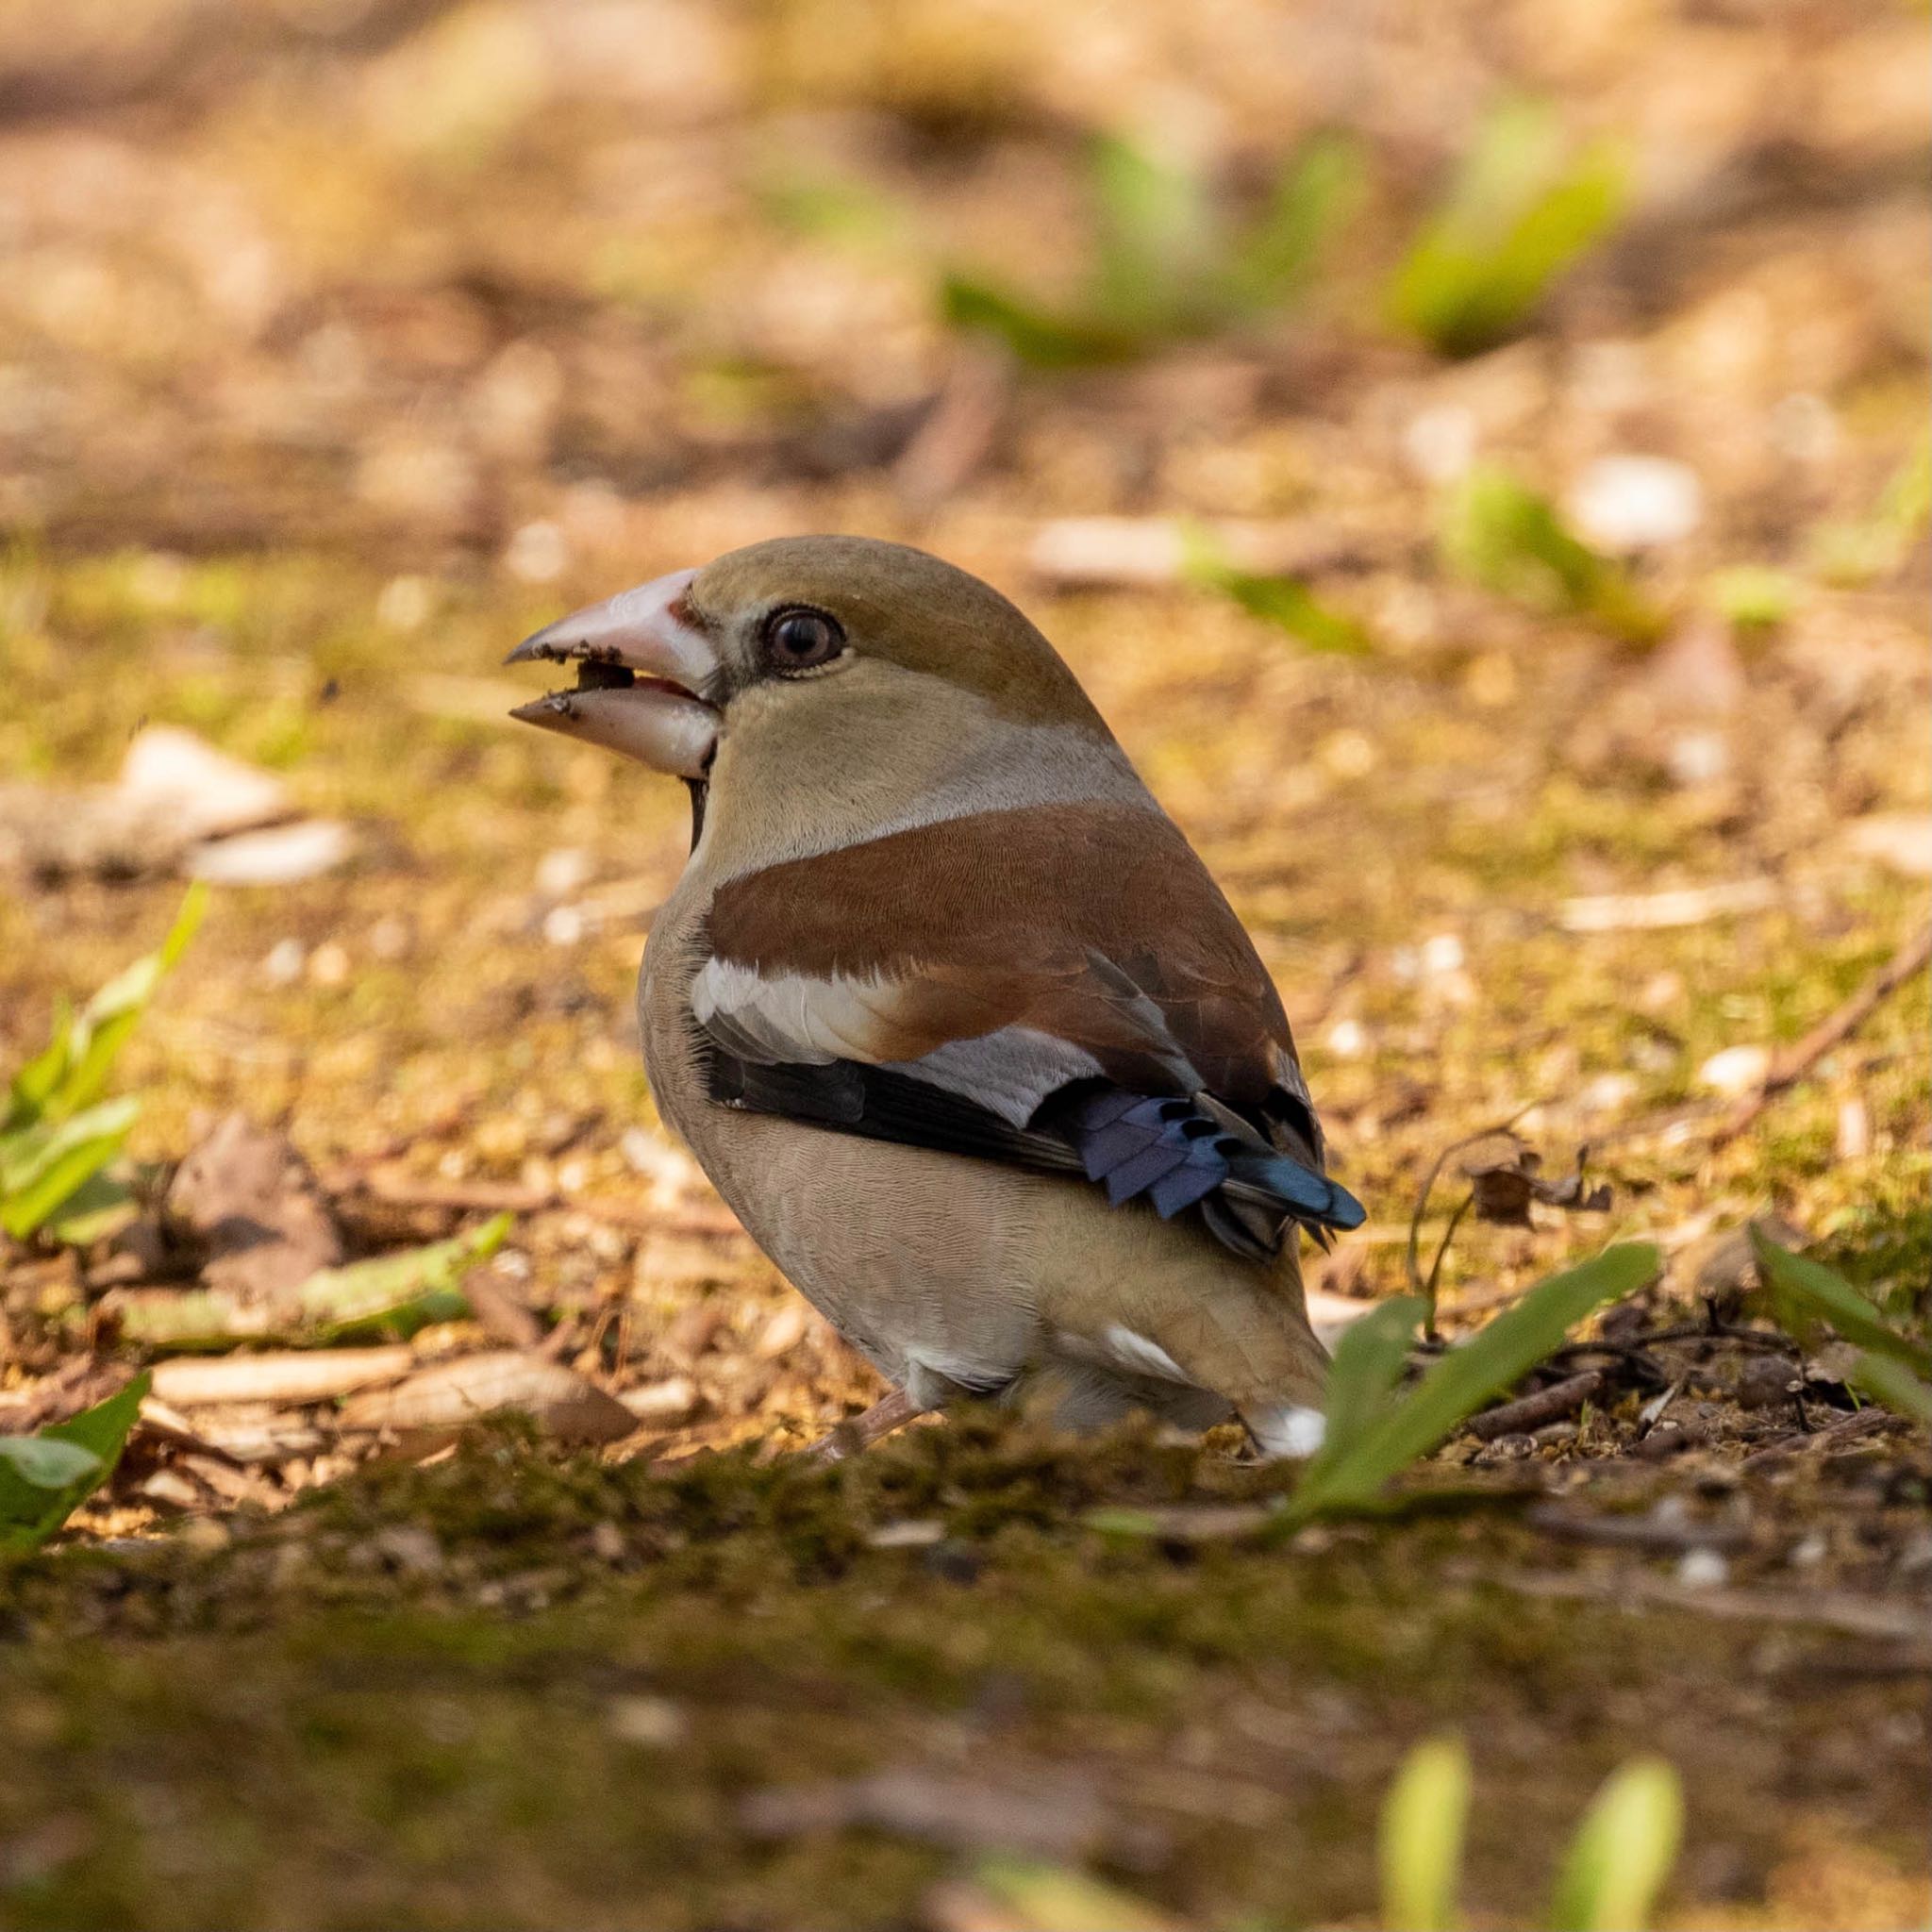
1524, 1501, 1752, 1555
1469, 1368, 1604, 1441
1454, 1563, 1928, 1647
1405, 1108, 1541, 1338
149, 1347, 414, 1407
1712, 920, 1932, 1146
324, 1165, 742, 1238
1559, 879, 1778, 933
1740, 1407, 1907, 1472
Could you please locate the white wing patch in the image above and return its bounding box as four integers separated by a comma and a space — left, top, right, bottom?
691, 958, 899, 1065
1054, 1324, 1195, 1386
694, 958, 1104, 1126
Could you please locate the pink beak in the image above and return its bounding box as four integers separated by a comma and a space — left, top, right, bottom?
506, 568, 719, 779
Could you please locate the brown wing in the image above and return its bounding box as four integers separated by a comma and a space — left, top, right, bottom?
702, 800, 1304, 1127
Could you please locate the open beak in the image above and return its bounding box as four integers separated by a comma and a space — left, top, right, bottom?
505, 568, 719, 779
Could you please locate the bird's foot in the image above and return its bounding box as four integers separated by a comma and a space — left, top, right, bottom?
801, 1387, 926, 1464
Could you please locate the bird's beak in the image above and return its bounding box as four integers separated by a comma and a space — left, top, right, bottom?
505, 567, 720, 779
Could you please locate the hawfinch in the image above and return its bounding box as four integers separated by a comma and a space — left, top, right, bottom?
509, 537, 1363, 1456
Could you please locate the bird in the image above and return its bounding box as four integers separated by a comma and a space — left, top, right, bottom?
508, 535, 1364, 1457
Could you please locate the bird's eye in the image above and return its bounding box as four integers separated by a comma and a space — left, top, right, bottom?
761, 607, 845, 674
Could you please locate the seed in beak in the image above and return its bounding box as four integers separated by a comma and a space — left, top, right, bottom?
574, 659, 637, 693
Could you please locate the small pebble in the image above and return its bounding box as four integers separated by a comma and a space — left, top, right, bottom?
1697, 1044, 1771, 1098
262, 938, 306, 985
1566, 454, 1703, 550
1676, 1547, 1729, 1591
607, 1695, 687, 1748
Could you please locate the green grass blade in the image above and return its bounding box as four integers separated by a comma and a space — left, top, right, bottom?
1548, 1757, 1683, 1932
972, 1856, 1178, 1932
1441, 466, 1662, 643
1848, 1352, 1932, 1425
1183, 524, 1374, 655
940, 274, 1135, 367
52, 881, 208, 1120
1310, 1295, 1425, 1473
1088, 131, 1209, 327
1228, 132, 1363, 308
1751, 1229, 1932, 1377
1379, 1736, 1471, 1932
1288, 1243, 1658, 1522
1391, 100, 1625, 356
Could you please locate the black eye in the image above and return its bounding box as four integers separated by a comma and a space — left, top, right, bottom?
761, 606, 844, 674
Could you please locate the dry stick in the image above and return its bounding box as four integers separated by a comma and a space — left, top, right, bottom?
1404, 1106, 1541, 1340
324, 1165, 741, 1238
1468, 1368, 1605, 1442
1454, 1563, 1930, 1650
1711, 918, 1932, 1147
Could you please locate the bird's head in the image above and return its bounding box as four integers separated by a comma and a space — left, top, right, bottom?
508, 535, 1122, 866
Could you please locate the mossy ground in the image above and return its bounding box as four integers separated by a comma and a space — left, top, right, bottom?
6, 1420, 1928, 1931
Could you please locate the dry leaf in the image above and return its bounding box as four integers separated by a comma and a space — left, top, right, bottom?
165, 1112, 344, 1306
1457, 1134, 1612, 1226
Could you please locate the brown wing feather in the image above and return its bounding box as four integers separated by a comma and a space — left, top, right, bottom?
704, 802, 1297, 1118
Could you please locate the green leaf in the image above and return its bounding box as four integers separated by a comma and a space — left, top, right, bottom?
302, 1213, 512, 1341
0, 1098, 140, 1239
1282, 1243, 1657, 1526
112, 1216, 516, 1350
940, 274, 1138, 368
1379, 1736, 1471, 1932
44, 1370, 150, 1471
1225, 132, 1363, 309
4, 995, 76, 1132
1548, 1757, 1683, 1932
1751, 1228, 1932, 1378
3, 885, 205, 1241
1706, 564, 1798, 630
42, 1171, 138, 1248
758, 169, 911, 252
50, 880, 208, 1122
1391, 99, 1625, 356
1314, 1295, 1426, 1470
0, 1371, 149, 1556
1815, 432, 1932, 583
971, 1857, 1177, 1932
1088, 132, 1210, 330
1183, 525, 1374, 656
1847, 1353, 1932, 1426
1441, 466, 1663, 643
0, 1437, 102, 1492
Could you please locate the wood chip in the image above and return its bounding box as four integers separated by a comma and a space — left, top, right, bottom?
338, 1350, 637, 1443
1559, 878, 1777, 933
620, 1376, 699, 1425
150, 1347, 413, 1407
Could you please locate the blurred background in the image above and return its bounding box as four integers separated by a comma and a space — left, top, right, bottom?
0, 2, 1929, 1926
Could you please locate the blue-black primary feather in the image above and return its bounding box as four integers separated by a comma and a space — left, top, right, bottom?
699, 1034, 1364, 1263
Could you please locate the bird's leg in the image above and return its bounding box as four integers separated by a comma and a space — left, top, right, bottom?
801, 1387, 926, 1464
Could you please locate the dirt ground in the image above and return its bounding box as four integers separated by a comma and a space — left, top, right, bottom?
0, 2, 1927, 1926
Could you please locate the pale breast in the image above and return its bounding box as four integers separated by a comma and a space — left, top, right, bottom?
640, 877, 1044, 1397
